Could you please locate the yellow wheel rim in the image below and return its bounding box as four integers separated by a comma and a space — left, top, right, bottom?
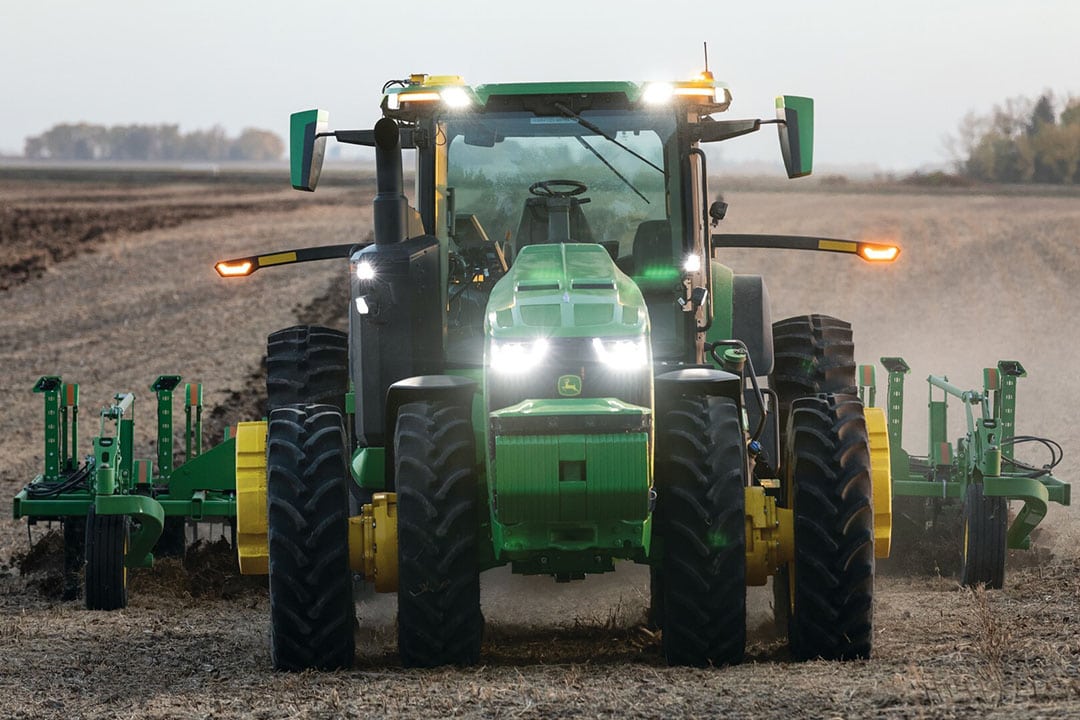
864, 406, 893, 559
235, 421, 270, 575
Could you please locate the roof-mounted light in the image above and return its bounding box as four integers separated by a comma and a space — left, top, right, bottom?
643, 82, 676, 105
440, 86, 472, 108
385, 74, 471, 111
399, 91, 440, 104
642, 80, 730, 107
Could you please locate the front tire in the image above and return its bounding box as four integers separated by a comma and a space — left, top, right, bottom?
395, 400, 483, 667
785, 394, 874, 660
959, 483, 1006, 589
654, 395, 747, 667
267, 404, 355, 671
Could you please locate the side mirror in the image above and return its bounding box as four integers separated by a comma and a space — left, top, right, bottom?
290, 109, 329, 191
709, 198, 728, 226
776, 95, 814, 179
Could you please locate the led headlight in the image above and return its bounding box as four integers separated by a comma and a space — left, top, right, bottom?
490, 338, 550, 374
355, 261, 376, 281
592, 337, 648, 371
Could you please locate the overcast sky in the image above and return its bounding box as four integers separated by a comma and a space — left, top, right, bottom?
2, 1, 1076, 171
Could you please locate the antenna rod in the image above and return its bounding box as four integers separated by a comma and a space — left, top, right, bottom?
704, 41, 709, 72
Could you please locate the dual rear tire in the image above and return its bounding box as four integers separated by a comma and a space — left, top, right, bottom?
770, 314, 875, 660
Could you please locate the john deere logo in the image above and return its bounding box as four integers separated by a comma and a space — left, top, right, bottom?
558, 375, 582, 396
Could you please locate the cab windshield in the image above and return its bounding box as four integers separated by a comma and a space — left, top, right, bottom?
441, 109, 678, 261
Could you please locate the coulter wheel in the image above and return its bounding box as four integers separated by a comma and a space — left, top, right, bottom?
959, 482, 1007, 589
84, 506, 129, 611
395, 400, 483, 667
784, 393, 874, 660
266, 404, 355, 671
654, 395, 747, 667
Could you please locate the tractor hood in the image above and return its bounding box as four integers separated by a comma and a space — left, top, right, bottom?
485, 244, 648, 339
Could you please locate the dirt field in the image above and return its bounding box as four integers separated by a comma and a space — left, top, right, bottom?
1, 168, 1077, 718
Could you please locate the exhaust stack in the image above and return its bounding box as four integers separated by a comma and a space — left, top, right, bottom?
373, 117, 407, 245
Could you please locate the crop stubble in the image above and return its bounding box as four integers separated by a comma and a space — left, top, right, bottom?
0, 172, 1077, 718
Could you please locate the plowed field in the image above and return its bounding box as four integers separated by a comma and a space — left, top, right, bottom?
1, 169, 1077, 719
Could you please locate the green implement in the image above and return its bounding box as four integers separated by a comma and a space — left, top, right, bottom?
14, 375, 237, 609
859, 357, 1069, 588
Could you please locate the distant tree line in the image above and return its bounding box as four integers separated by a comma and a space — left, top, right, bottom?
24, 123, 284, 162
954, 92, 1080, 183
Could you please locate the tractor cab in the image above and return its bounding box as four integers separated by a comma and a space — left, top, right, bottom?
376, 75, 738, 365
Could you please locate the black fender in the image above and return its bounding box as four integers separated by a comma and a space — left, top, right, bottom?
384, 375, 478, 490
655, 368, 743, 409
731, 274, 774, 377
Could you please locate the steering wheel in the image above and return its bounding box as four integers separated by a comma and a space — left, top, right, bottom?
529, 179, 588, 198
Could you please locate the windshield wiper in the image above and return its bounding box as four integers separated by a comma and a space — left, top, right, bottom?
553, 102, 665, 175
576, 136, 649, 204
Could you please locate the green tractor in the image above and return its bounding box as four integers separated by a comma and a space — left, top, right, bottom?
216, 72, 901, 669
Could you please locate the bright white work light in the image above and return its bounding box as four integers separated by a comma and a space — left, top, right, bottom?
440, 87, 472, 108
643, 83, 675, 105
355, 261, 376, 281
490, 338, 550, 374
592, 337, 648, 371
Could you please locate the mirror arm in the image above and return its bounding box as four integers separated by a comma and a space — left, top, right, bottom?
692, 118, 762, 143
327, 128, 416, 148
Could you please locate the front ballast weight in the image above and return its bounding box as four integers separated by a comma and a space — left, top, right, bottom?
858, 358, 1070, 588
14, 375, 239, 609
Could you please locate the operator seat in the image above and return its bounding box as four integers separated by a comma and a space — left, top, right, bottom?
632, 220, 672, 278
510, 198, 594, 261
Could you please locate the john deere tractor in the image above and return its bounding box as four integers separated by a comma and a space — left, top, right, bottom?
215, 72, 900, 670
